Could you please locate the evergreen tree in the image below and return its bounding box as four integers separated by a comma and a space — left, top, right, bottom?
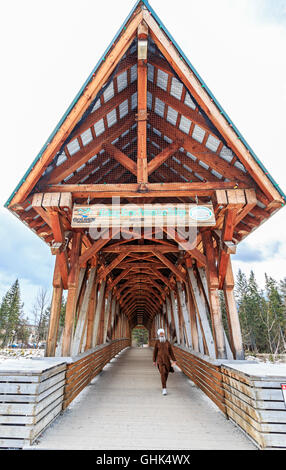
235, 270, 266, 352
132, 328, 148, 346
261, 275, 286, 354
16, 312, 30, 345
219, 291, 229, 341
58, 293, 67, 339
0, 291, 9, 342
0, 280, 23, 346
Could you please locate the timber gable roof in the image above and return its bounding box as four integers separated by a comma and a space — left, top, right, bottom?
5, 0, 286, 246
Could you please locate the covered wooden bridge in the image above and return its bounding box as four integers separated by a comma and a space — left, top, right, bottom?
3, 0, 286, 450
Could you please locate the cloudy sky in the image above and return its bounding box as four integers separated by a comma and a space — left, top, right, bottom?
0, 0, 286, 319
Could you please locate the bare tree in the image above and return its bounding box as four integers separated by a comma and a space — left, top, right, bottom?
32, 288, 50, 346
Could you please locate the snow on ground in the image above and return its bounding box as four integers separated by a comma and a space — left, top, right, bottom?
0, 348, 284, 363
0, 348, 45, 361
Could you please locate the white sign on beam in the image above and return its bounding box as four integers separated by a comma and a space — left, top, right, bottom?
71, 203, 216, 228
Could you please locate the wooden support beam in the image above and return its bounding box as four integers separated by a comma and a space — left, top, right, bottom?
97, 289, 107, 344
102, 244, 179, 253
103, 292, 112, 343
187, 267, 215, 357
223, 259, 244, 360
148, 114, 254, 187
45, 256, 63, 357
85, 273, 98, 351
147, 81, 215, 139
46, 209, 70, 289
46, 181, 250, 199
201, 231, 226, 358
45, 114, 135, 185
61, 232, 82, 356
137, 22, 149, 184
170, 291, 181, 344
147, 141, 181, 175
92, 280, 106, 346
151, 249, 186, 283
184, 271, 199, 353
45, 285, 63, 357
107, 267, 133, 292
163, 226, 206, 266
56, 251, 69, 291
235, 188, 257, 225
71, 266, 97, 355
103, 142, 137, 176
98, 252, 128, 282
79, 228, 119, 267
70, 81, 137, 142
176, 282, 192, 348
217, 190, 245, 288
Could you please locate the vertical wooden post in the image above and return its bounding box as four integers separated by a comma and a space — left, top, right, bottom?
85, 258, 98, 351
103, 291, 112, 343
170, 291, 181, 344
110, 298, 116, 336
184, 275, 199, 353
106, 295, 115, 340
61, 233, 82, 357
92, 280, 106, 346
137, 22, 148, 184
201, 231, 226, 359
85, 279, 97, 351
112, 302, 120, 339
166, 296, 175, 341
176, 282, 193, 348
175, 284, 185, 345
45, 255, 63, 357
116, 312, 121, 339
97, 293, 107, 344
71, 265, 97, 355
223, 259, 244, 359
187, 267, 215, 357
163, 303, 170, 340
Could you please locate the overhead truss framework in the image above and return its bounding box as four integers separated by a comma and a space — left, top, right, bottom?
5, 0, 285, 360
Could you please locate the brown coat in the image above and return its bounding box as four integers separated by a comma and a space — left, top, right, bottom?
153, 339, 176, 372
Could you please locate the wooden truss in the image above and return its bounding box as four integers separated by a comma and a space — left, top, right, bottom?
6, 1, 285, 360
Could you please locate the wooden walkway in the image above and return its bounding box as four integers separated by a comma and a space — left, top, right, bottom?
30, 347, 256, 450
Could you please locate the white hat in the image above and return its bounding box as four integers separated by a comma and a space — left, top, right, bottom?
157, 328, 165, 335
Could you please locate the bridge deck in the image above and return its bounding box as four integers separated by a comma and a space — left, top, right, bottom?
31, 347, 256, 450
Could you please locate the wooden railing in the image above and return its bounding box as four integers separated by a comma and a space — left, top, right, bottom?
173, 344, 286, 449
173, 345, 226, 414
63, 339, 130, 409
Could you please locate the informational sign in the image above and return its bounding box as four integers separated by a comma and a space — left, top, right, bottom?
282, 384, 286, 408
71, 203, 216, 228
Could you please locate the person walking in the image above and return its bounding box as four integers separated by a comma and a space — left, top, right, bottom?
153, 328, 176, 395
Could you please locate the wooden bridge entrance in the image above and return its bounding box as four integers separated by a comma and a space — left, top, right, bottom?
3, 0, 286, 451
30, 347, 255, 450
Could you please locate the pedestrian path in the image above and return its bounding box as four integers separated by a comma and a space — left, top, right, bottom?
31, 347, 256, 450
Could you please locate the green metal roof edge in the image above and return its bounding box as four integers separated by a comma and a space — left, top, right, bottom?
5, 0, 286, 208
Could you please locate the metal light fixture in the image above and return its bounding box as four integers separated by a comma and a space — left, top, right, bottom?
138, 39, 148, 60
